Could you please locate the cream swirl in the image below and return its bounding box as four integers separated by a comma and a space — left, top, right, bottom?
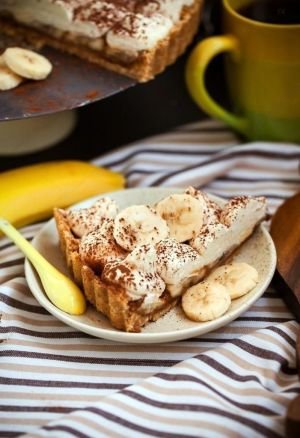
79, 219, 127, 271
67, 197, 118, 237
102, 244, 165, 306
156, 238, 203, 297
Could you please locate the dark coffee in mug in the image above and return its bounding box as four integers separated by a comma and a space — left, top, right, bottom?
238, 0, 300, 25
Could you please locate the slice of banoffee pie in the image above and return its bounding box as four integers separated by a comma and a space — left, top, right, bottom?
53, 187, 267, 332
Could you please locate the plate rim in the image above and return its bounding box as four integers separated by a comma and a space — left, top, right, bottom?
24, 187, 277, 344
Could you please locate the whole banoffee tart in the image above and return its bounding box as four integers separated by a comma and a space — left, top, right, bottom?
0, 0, 204, 81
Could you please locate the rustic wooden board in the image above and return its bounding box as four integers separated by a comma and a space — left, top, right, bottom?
271, 191, 300, 437
271, 191, 300, 309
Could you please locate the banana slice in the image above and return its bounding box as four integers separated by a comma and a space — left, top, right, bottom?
207, 262, 259, 299
155, 193, 205, 242
182, 280, 231, 322
0, 55, 23, 90
3, 47, 52, 80
113, 205, 169, 251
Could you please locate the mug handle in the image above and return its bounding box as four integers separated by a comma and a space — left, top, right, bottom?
185, 35, 249, 135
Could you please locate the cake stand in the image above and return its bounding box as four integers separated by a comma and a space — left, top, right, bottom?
0, 42, 136, 155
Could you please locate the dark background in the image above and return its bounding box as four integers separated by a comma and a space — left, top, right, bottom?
0, 0, 226, 172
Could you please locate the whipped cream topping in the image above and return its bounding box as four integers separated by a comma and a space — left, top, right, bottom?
74, 1, 128, 38
79, 219, 127, 271
93, 197, 119, 217
137, 0, 195, 22
220, 196, 267, 227
102, 244, 165, 307
190, 222, 228, 255
67, 197, 118, 237
186, 187, 227, 255
156, 238, 203, 297
190, 195, 267, 265
125, 243, 157, 272
0, 0, 194, 52
107, 12, 172, 54
0, 0, 98, 36
185, 186, 222, 226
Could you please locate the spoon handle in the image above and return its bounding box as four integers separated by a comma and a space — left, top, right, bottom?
0, 217, 86, 315
0, 218, 51, 270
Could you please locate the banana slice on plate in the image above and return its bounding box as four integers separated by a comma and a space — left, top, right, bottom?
113, 205, 169, 251
182, 280, 231, 322
155, 193, 205, 242
3, 47, 52, 80
0, 55, 23, 91
207, 262, 259, 299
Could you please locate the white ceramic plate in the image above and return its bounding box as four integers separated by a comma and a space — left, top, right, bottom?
25, 188, 276, 344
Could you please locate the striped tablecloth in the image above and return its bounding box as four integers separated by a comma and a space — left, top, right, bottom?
1, 119, 300, 438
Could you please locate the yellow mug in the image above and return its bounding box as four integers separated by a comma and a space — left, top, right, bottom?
186, 0, 300, 142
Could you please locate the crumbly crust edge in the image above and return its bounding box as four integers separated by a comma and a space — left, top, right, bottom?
53, 207, 179, 332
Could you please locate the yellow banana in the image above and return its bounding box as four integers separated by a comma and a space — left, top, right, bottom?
0, 160, 125, 228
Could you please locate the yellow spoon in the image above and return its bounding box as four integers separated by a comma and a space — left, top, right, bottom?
0, 218, 86, 315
